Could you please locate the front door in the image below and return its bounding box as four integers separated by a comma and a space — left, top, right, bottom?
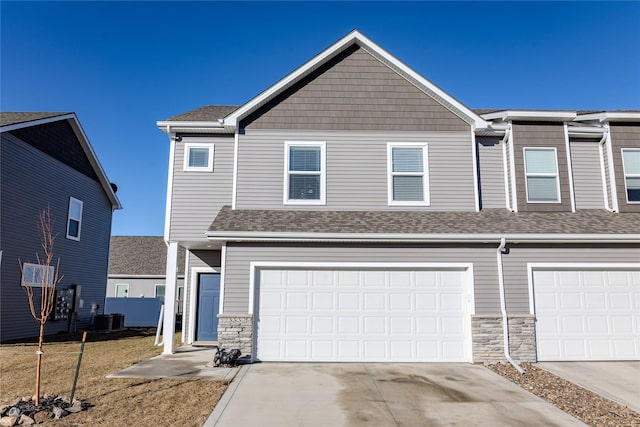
196, 273, 220, 341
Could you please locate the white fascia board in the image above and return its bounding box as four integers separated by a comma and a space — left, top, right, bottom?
481, 110, 577, 122
206, 231, 640, 243
575, 112, 640, 123
156, 120, 227, 133
567, 126, 606, 135
223, 30, 487, 129
109, 274, 185, 279
0, 113, 75, 133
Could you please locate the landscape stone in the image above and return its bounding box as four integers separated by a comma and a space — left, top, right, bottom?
0, 416, 18, 426
33, 411, 53, 423
5, 408, 20, 418
52, 407, 67, 419
17, 415, 34, 425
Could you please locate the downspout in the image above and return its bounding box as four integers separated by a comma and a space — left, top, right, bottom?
497, 238, 525, 374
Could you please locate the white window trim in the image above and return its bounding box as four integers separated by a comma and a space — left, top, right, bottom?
115, 283, 129, 297
154, 283, 166, 298
183, 142, 215, 172
621, 148, 640, 204
523, 147, 561, 204
283, 141, 326, 205
387, 143, 430, 206
66, 197, 83, 241
21, 263, 55, 287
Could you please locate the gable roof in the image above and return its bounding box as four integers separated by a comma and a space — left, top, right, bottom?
164, 105, 239, 122
222, 30, 488, 130
207, 206, 640, 242
1, 112, 121, 209
109, 236, 186, 276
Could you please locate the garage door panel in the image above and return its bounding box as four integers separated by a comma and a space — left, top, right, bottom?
534, 269, 640, 361
257, 268, 470, 362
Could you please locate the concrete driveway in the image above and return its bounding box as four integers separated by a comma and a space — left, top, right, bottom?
206, 363, 586, 427
537, 362, 640, 413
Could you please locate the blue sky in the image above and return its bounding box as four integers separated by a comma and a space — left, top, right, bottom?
2, 1, 639, 236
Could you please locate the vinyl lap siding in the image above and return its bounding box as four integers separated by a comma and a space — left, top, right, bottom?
243, 46, 469, 132
236, 130, 476, 211
569, 142, 605, 209
1, 134, 113, 341
610, 124, 640, 213
512, 123, 572, 212
223, 243, 500, 315
170, 135, 233, 241
502, 244, 640, 314
477, 137, 506, 209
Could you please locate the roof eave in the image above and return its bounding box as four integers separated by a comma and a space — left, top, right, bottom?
574, 112, 640, 123
481, 110, 578, 122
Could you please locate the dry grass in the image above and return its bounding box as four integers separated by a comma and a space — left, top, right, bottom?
1, 330, 227, 426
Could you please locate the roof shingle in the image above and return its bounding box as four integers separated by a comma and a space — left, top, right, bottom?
109, 236, 186, 276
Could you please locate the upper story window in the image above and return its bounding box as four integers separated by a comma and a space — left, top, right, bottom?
387, 143, 429, 206
21, 263, 55, 287
622, 148, 640, 203
523, 147, 560, 203
66, 197, 83, 240
184, 143, 214, 172
284, 141, 326, 205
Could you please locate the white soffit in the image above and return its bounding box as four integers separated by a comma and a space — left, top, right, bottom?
575, 112, 640, 123
481, 110, 577, 122
222, 30, 488, 129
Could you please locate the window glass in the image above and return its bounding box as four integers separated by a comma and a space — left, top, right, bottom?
393, 176, 424, 201
21, 263, 54, 287
388, 144, 428, 204
392, 147, 423, 173
285, 143, 325, 203
623, 149, 640, 202
524, 148, 559, 202
290, 146, 320, 172
188, 147, 210, 168
67, 198, 83, 240
289, 175, 320, 200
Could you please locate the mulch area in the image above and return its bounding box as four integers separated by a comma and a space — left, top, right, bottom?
487, 362, 640, 427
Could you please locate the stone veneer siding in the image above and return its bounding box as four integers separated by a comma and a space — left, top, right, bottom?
472, 315, 536, 363
217, 314, 253, 356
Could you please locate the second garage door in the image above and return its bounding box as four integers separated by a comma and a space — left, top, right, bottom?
255, 267, 472, 362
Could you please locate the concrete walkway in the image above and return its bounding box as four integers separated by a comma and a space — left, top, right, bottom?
107, 346, 238, 383
537, 362, 640, 413
205, 363, 586, 427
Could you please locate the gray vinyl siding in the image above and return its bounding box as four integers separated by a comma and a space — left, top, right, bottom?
106, 277, 184, 299
477, 137, 506, 209
236, 130, 476, 211
223, 243, 500, 315
242, 46, 469, 132
512, 123, 572, 212
569, 141, 605, 209
169, 135, 233, 241
183, 250, 221, 339
502, 244, 640, 314
609, 124, 640, 213
1, 133, 113, 341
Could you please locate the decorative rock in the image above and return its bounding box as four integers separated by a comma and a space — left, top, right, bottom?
52, 406, 67, 419
17, 415, 34, 425
6, 408, 21, 418
33, 411, 53, 423
0, 416, 18, 426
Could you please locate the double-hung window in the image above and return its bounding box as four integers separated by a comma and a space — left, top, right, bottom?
66, 197, 83, 240
184, 143, 214, 172
284, 141, 326, 204
523, 147, 560, 203
387, 143, 429, 206
21, 263, 55, 287
622, 148, 640, 203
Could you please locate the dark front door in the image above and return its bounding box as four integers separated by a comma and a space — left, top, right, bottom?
196, 273, 220, 341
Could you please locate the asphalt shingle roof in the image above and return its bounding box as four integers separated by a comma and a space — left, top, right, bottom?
164, 105, 239, 122
0, 112, 70, 127
109, 236, 186, 276
208, 206, 639, 236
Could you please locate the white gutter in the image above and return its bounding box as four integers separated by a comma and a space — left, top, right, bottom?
205, 231, 640, 243
501, 127, 512, 211
471, 129, 480, 212
507, 125, 518, 212
497, 238, 525, 374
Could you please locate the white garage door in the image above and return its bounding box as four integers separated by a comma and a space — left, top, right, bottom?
256, 268, 471, 362
533, 269, 640, 361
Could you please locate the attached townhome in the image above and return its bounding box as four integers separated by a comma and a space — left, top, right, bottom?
157, 31, 639, 364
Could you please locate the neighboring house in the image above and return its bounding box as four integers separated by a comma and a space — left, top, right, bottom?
1, 112, 121, 341
156, 31, 640, 363
107, 236, 185, 310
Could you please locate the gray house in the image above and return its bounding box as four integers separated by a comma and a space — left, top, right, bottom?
107, 235, 185, 304
1, 112, 121, 341
157, 31, 639, 363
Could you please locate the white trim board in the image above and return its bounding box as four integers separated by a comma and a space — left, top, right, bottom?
187, 266, 220, 344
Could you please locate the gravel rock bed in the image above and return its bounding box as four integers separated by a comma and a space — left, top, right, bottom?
487, 362, 640, 427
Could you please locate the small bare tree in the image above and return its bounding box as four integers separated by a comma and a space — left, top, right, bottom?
19, 206, 63, 406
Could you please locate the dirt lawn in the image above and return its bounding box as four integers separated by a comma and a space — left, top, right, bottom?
0, 330, 226, 426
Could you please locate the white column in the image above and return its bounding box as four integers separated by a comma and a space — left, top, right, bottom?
163, 241, 179, 355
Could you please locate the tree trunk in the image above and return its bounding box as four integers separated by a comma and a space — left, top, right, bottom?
35, 322, 44, 406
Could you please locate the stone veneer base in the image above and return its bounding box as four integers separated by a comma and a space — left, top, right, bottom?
217, 314, 253, 357
471, 315, 536, 363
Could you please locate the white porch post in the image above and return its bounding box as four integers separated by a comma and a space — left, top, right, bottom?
163, 241, 179, 355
